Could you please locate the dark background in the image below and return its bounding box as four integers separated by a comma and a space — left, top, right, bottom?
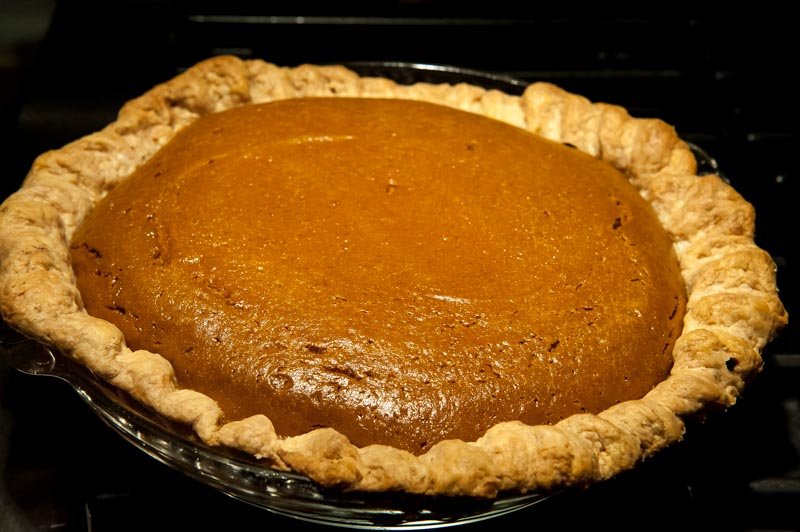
1, 2, 798, 530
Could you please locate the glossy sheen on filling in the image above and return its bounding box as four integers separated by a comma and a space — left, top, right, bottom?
71, 97, 686, 453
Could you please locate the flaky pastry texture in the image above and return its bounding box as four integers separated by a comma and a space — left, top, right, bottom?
0, 56, 787, 497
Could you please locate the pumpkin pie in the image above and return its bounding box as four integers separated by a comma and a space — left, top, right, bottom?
0, 56, 787, 497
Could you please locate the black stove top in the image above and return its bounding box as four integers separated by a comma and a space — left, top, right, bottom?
1, 3, 798, 530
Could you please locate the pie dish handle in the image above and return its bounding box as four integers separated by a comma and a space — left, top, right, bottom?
0, 320, 58, 376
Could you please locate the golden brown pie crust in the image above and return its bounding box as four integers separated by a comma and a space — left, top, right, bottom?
0, 56, 787, 496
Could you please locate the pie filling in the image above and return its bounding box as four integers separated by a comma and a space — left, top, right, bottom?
70, 97, 686, 453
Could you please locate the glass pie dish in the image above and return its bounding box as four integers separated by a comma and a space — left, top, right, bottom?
0, 63, 720, 529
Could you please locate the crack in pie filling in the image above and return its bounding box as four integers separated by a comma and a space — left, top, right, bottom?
0, 57, 786, 496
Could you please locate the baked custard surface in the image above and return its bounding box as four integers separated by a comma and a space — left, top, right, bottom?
71, 97, 685, 453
